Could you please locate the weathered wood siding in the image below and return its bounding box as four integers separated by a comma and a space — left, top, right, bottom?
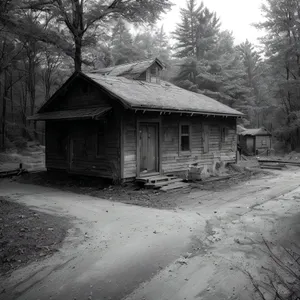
122, 112, 237, 179
122, 111, 137, 178
255, 136, 271, 150
239, 135, 247, 154
46, 117, 121, 178
45, 121, 69, 170
246, 136, 255, 153
44, 77, 111, 111
44, 77, 121, 179
239, 135, 271, 155
161, 115, 237, 174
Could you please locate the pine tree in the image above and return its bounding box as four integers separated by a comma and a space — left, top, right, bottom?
257, 0, 300, 148
195, 6, 220, 60
173, 28, 252, 116
173, 0, 220, 60
110, 19, 136, 65
173, 0, 202, 58
133, 26, 171, 62
152, 26, 171, 62
134, 31, 155, 59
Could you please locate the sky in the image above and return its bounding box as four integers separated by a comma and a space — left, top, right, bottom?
159, 0, 266, 45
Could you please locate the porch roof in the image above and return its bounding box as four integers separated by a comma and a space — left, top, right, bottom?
28, 107, 111, 121
84, 73, 244, 117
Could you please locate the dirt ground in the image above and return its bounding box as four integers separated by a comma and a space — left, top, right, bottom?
15, 167, 269, 209
0, 168, 300, 300
0, 196, 69, 277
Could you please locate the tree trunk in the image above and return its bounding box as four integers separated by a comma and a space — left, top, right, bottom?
45, 69, 51, 101
74, 35, 83, 72
0, 79, 3, 149
10, 70, 13, 123
1, 71, 8, 149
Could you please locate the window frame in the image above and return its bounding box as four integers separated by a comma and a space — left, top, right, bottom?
220, 126, 228, 149
179, 122, 192, 154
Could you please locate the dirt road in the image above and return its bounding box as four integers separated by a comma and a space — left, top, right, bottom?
0, 168, 300, 300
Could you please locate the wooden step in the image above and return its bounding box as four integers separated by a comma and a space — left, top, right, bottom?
136, 175, 170, 184
145, 178, 183, 189
149, 176, 170, 184
160, 182, 190, 192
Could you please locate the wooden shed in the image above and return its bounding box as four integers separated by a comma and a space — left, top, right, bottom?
238, 127, 272, 155
29, 58, 243, 181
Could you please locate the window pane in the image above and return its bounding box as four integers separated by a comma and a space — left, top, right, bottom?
181, 136, 190, 151
181, 125, 189, 135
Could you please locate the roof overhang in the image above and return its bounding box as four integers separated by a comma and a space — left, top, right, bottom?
129, 107, 244, 118
240, 133, 272, 136
27, 107, 111, 121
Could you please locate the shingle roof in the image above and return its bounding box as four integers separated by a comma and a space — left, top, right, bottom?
239, 127, 271, 136
28, 107, 111, 121
84, 73, 243, 117
89, 58, 164, 79
237, 125, 247, 134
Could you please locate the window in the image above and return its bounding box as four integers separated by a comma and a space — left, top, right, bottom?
180, 124, 191, 152
220, 127, 225, 142
96, 122, 105, 157
146, 66, 161, 83
203, 125, 209, 153
220, 126, 228, 145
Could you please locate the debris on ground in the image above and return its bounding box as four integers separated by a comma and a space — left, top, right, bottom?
15, 166, 269, 210
0, 142, 45, 174
176, 257, 188, 265
0, 196, 69, 275
258, 158, 300, 170
0, 163, 27, 178
137, 175, 190, 191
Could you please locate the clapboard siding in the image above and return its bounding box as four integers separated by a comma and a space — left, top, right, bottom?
43, 75, 124, 179
123, 112, 137, 178
45, 121, 69, 170
161, 115, 237, 174
239, 134, 271, 155
122, 112, 237, 179
44, 77, 111, 111
45, 114, 121, 179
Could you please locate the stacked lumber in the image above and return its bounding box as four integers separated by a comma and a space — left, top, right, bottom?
258, 159, 300, 170
136, 175, 189, 191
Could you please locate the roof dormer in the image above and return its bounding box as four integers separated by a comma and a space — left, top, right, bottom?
91, 58, 164, 83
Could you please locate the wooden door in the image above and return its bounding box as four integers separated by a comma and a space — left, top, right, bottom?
139, 123, 159, 174
246, 136, 255, 154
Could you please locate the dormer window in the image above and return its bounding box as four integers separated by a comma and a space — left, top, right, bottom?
96, 58, 164, 83
146, 66, 161, 84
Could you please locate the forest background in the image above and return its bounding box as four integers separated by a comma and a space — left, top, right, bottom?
1, 0, 299, 151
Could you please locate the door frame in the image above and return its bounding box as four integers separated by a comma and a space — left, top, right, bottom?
136, 118, 161, 178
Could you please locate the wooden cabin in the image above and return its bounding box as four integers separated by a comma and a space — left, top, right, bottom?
29, 58, 243, 181
238, 127, 272, 155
